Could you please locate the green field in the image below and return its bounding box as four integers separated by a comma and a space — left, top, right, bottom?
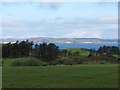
2, 53, 119, 88
63, 48, 90, 56
2, 64, 118, 88
3, 57, 37, 67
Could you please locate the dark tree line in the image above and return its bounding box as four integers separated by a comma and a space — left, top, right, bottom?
97, 46, 119, 55
2, 40, 60, 62
2, 40, 33, 58
34, 42, 59, 62
87, 46, 120, 57
60, 46, 120, 58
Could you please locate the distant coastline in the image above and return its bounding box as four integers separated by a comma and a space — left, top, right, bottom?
0, 37, 118, 44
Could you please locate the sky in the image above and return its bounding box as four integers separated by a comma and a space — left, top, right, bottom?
0, 2, 118, 39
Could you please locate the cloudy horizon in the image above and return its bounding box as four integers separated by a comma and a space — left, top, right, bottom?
1, 2, 118, 39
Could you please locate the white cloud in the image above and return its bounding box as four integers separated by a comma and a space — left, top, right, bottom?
96, 16, 118, 24
106, 24, 117, 29
61, 16, 118, 25
64, 29, 102, 38
2, 18, 27, 27
2, 16, 117, 39
3, 27, 29, 31
0, 0, 119, 2
0, 32, 2, 38
2, 18, 46, 32
2, 34, 14, 38
23, 34, 46, 38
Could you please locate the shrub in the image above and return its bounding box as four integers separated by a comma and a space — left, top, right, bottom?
74, 56, 87, 64
24, 59, 40, 66
11, 61, 24, 66
0, 60, 3, 66
86, 55, 118, 64
49, 59, 62, 65
11, 59, 41, 66
62, 58, 77, 65
40, 62, 49, 66
11, 58, 50, 66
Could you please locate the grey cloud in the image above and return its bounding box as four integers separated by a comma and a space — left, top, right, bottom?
40, 2, 63, 9
50, 2, 63, 9
55, 17, 63, 20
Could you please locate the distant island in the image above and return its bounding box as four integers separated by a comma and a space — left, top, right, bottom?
0, 37, 118, 44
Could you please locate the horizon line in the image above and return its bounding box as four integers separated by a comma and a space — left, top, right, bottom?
0, 37, 118, 40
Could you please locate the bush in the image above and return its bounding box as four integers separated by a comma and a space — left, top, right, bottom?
74, 56, 87, 64
0, 60, 3, 66
86, 55, 118, 64
40, 62, 49, 66
49, 59, 62, 65
11, 59, 41, 66
62, 58, 77, 65
11, 58, 50, 66
11, 61, 24, 66
25, 59, 40, 66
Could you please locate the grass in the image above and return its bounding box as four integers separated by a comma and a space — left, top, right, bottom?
64, 48, 89, 52
2, 50, 119, 88
3, 57, 38, 67
0, 67, 2, 89
2, 64, 118, 88
63, 48, 90, 56
112, 55, 120, 58
3, 57, 49, 67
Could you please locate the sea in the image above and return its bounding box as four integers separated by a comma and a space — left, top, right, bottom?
34, 43, 118, 50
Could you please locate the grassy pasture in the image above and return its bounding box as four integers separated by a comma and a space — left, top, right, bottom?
2, 64, 118, 88
62, 48, 90, 56
3, 57, 34, 67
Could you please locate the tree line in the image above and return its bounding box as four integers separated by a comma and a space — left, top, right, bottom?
2, 40, 60, 62
2, 40, 120, 64
2, 40, 33, 58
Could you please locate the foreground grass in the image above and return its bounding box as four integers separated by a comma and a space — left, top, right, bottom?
0, 67, 2, 89
3, 64, 118, 88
